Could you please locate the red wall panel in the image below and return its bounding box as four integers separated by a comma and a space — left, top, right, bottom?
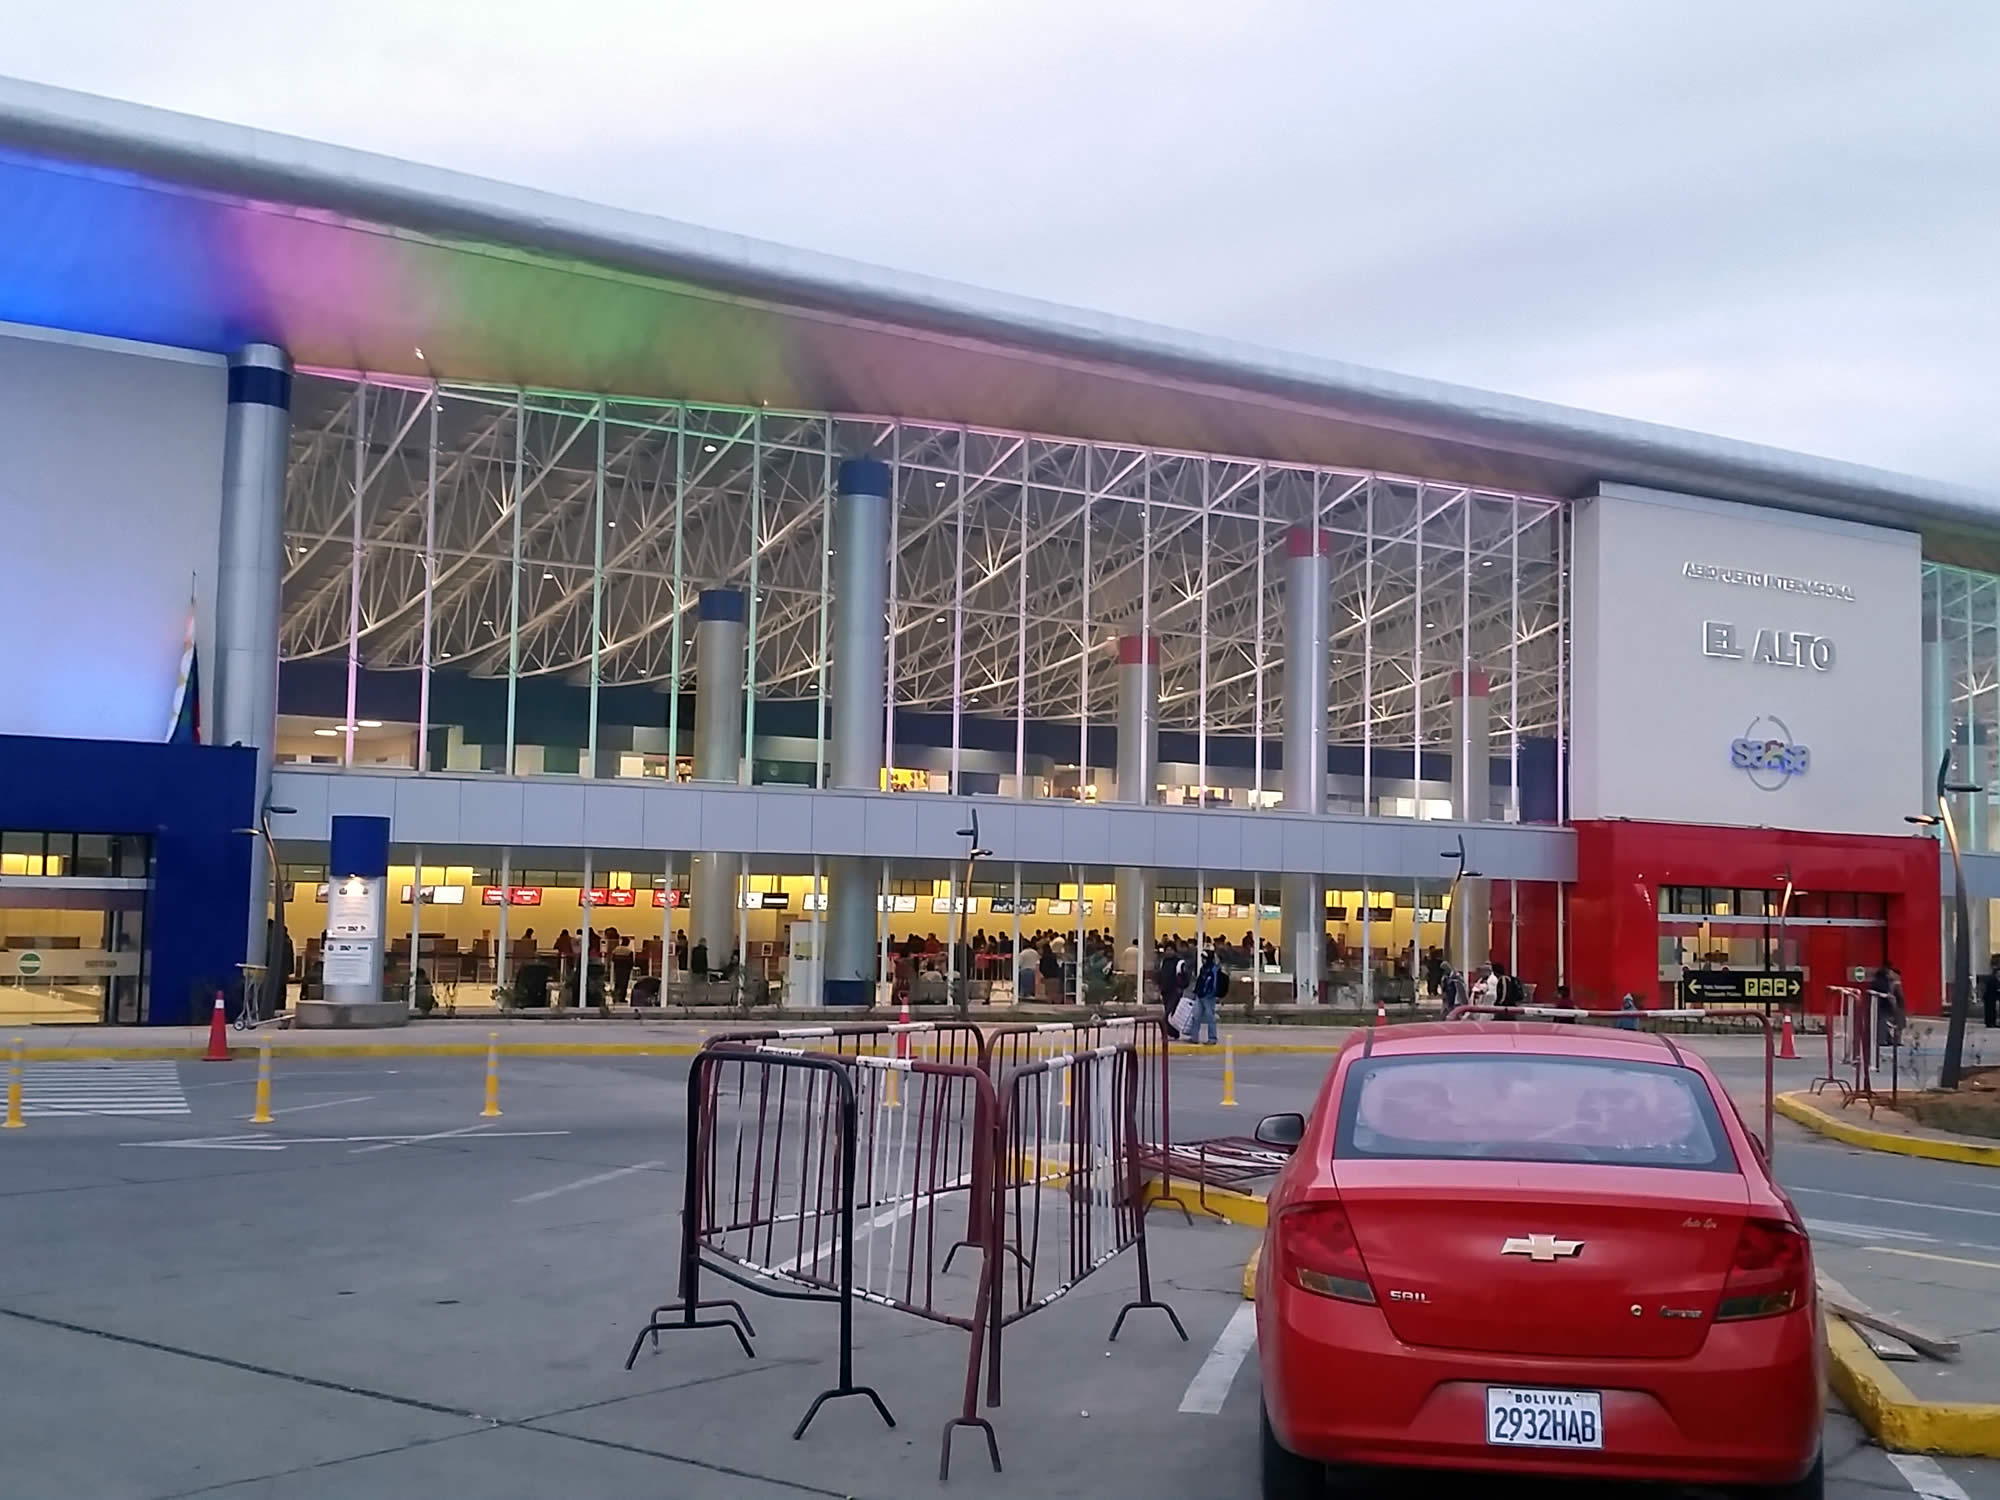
1545, 821, 1941, 1015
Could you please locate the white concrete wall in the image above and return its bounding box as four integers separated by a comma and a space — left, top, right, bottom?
0, 324, 226, 742
1572, 483, 1922, 836
268, 767, 1579, 883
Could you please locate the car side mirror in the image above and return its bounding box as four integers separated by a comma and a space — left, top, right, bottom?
1254, 1112, 1306, 1151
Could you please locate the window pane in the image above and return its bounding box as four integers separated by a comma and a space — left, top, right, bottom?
1337, 1055, 1733, 1170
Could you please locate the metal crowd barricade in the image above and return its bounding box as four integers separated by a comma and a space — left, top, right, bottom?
984, 1016, 1178, 1211
630, 1040, 1006, 1472
967, 1042, 1186, 1475
1813, 986, 1893, 1111
1448, 1005, 1778, 1160
710, 1019, 991, 1074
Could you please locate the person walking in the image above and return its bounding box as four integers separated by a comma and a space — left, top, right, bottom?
1982, 953, 1999, 1028
1191, 946, 1223, 1046
690, 936, 709, 981
609, 928, 635, 1008
1017, 939, 1040, 1001
1157, 938, 1188, 1038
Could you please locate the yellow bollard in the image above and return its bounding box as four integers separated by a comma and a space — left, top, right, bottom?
3, 1037, 24, 1130
249, 1041, 274, 1124
481, 1032, 502, 1118
1220, 1032, 1238, 1109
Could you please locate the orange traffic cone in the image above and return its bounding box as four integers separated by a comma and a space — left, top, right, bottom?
1375, 1002, 1387, 1028
1778, 1010, 1798, 1060
202, 989, 232, 1062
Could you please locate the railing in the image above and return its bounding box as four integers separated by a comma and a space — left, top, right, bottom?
638, 1033, 1185, 1480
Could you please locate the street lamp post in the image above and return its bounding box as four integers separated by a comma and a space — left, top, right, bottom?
233, 802, 297, 1023
1907, 745, 1983, 1090
1441, 833, 1485, 982
954, 807, 992, 1018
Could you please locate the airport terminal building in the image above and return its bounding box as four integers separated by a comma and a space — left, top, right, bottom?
0, 78, 1992, 1026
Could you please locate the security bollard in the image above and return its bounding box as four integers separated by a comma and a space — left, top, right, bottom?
482, 1032, 502, 1118
250, 1042, 274, 1124
3, 1038, 23, 1129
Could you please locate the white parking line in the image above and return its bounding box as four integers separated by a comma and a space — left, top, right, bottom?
1890, 1453, 1971, 1499
514, 1160, 666, 1205
1806, 1217, 1938, 1245
247, 1095, 375, 1119
1179, 1303, 1258, 1414
350, 1124, 495, 1155
1791, 1186, 2000, 1220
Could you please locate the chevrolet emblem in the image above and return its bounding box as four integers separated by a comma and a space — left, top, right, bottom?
1500, 1234, 1585, 1262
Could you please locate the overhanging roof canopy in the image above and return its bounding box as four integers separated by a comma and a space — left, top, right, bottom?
1, 74, 1994, 557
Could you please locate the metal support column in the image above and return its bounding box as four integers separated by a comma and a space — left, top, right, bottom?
1281, 526, 1330, 1003
691, 588, 746, 963
1114, 633, 1158, 982
1452, 669, 1492, 972
826, 458, 892, 1005
215, 344, 293, 969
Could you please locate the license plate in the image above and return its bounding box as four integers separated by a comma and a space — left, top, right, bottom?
1484, 1386, 1604, 1449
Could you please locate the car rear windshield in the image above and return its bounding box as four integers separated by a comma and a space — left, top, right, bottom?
1334, 1053, 1735, 1171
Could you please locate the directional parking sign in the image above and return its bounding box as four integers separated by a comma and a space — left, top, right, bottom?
1680, 969, 1804, 1004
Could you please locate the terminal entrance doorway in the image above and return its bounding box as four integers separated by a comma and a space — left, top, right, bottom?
0, 833, 151, 1024
1656, 884, 1887, 1011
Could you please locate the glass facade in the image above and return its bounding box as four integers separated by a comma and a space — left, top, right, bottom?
277, 374, 1567, 822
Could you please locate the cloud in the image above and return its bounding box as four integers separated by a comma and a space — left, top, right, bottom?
8, 0, 1997, 485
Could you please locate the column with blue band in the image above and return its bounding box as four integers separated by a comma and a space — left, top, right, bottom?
692, 588, 747, 968
215, 343, 293, 976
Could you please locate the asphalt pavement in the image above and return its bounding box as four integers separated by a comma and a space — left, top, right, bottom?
0, 1047, 1991, 1498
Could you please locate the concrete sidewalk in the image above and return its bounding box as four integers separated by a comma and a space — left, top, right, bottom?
2, 1015, 1354, 1059
1, 1012, 1806, 1060
0, 1011, 1810, 1061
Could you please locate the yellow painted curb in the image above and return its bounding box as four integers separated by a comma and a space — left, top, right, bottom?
1776, 1091, 2000, 1168
14, 1038, 1349, 1063
17, 1042, 709, 1062
1242, 1243, 1261, 1300
1141, 1175, 1269, 1229
1826, 1315, 2000, 1456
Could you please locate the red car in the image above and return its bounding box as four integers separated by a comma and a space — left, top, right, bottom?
1254, 1022, 1821, 1499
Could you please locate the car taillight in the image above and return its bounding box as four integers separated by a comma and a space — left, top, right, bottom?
1278, 1202, 1376, 1304
1716, 1217, 1809, 1321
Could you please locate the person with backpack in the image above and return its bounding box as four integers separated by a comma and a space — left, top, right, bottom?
1440, 965, 1467, 1012
1191, 946, 1224, 1046
1493, 959, 1525, 1014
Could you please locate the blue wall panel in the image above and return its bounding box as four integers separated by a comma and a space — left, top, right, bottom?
0, 734, 254, 1026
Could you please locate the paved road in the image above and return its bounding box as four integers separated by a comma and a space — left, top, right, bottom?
0, 1050, 1990, 1498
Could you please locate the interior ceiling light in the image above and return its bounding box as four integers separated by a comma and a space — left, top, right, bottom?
313, 728, 339, 737
357, 719, 383, 729
704, 443, 718, 453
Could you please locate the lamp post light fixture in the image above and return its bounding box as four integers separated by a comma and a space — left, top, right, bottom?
233, 802, 298, 1024
954, 807, 992, 1018
1440, 833, 1485, 980
1907, 745, 1983, 1090
1773, 868, 1804, 973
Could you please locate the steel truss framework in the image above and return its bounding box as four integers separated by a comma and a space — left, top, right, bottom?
282, 373, 1566, 791
1928, 562, 2000, 844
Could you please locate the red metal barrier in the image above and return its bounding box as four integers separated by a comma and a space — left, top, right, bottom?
974, 1043, 1187, 1444
984, 1016, 1177, 1210
632, 1040, 1008, 1476
705, 1019, 989, 1072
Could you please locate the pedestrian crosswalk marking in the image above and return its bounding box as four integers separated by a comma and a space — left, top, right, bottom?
20, 1061, 188, 1116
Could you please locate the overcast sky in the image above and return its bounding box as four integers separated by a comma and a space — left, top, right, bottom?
12, 1, 1998, 487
